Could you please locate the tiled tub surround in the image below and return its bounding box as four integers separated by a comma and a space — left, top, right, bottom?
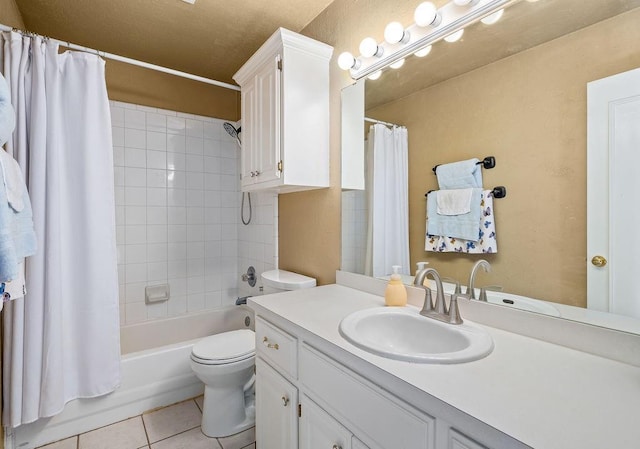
111, 101, 246, 325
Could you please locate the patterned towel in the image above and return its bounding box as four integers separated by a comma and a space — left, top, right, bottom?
425, 190, 497, 253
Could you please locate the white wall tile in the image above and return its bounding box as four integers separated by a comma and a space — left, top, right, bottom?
167, 206, 187, 225
186, 119, 203, 137
111, 107, 125, 127
125, 128, 146, 149
147, 243, 168, 262
113, 146, 125, 167
112, 102, 248, 325
124, 148, 147, 168
147, 131, 167, 151
147, 188, 167, 207
185, 154, 203, 172
125, 282, 146, 303
147, 169, 167, 188
112, 127, 125, 146
168, 170, 186, 189
125, 109, 146, 130
126, 244, 147, 264
146, 112, 166, 133
126, 302, 147, 324
147, 150, 167, 170
125, 167, 146, 187
126, 225, 147, 244
167, 153, 186, 171
147, 206, 167, 225
167, 117, 186, 135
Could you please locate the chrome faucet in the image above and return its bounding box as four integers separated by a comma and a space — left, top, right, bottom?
465, 260, 491, 300
414, 268, 463, 325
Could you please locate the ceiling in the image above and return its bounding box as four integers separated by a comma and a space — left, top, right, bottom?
13, 0, 336, 85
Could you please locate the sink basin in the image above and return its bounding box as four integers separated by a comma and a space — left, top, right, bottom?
339, 307, 494, 364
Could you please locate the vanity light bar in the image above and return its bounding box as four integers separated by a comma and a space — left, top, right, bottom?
346, 0, 519, 80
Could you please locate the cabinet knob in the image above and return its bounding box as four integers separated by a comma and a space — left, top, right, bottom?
262, 336, 279, 350
255, 170, 261, 176
591, 255, 607, 267
281, 396, 289, 406
332, 445, 342, 449
250, 171, 255, 177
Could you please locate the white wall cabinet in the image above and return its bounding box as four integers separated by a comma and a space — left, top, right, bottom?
233, 28, 333, 193
254, 315, 525, 449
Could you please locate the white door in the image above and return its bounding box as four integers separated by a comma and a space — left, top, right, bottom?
299, 395, 352, 449
587, 67, 640, 318
255, 358, 298, 449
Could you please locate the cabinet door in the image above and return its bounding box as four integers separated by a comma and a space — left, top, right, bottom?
300, 395, 352, 449
256, 357, 298, 449
254, 53, 282, 185
449, 429, 489, 449
241, 80, 257, 188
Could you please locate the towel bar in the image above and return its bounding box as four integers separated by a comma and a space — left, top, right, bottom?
432, 156, 495, 174
425, 186, 507, 198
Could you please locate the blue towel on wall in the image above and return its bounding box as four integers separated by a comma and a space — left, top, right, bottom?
0, 135, 36, 284
0, 73, 15, 147
427, 189, 482, 241
435, 158, 483, 189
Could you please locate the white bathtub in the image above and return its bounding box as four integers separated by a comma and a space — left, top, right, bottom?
9, 306, 255, 449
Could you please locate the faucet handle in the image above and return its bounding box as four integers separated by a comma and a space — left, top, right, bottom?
478, 285, 503, 302
442, 277, 462, 294
419, 288, 434, 316
448, 294, 464, 325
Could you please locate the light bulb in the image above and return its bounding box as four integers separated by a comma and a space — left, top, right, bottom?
389, 58, 405, 69
453, 0, 478, 5
444, 29, 464, 42
337, 52, 359, 70
368, 70, 382, 80
414, 2, 441, 27
414, 45, 432, 58
384, 21, 409, 44
359, 37, 382, 58
481, 9, 504, 25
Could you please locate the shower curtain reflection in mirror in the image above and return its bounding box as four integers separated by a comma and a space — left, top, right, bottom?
364, 124, 410, 278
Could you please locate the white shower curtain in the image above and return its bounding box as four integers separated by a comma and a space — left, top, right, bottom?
364, 124, 410, 278
1, 32, 121, 428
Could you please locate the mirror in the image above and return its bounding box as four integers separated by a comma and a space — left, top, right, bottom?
341, 0, 640, 334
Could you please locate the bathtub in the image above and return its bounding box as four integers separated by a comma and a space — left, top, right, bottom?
9, 306, 255, 449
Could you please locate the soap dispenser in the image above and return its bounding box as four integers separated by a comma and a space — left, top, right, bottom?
385, 265, 407, 307
416, 261, 429, 287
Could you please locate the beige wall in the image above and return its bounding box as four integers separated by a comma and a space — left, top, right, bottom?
366, 9, 640, 307
0, 0, 24, 28
106, 60, 239, 120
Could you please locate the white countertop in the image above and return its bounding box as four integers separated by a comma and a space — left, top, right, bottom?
249, 283, 640, 449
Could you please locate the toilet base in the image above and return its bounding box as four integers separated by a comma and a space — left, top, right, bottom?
201, 383, 256, 438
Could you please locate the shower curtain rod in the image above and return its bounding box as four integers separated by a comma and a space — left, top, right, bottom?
0, 23, 241, 92
365, 117, 399, 127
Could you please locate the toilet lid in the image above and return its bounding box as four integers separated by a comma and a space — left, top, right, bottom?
192, 329, 255, 361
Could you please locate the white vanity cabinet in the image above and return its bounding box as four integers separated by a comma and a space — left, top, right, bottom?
253, 314, 522, 449
233, 28, 333, 193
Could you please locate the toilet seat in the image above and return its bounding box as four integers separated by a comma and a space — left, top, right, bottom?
191, 329, 255, 365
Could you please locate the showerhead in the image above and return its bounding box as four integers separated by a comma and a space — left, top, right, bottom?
223, 122, 241, 144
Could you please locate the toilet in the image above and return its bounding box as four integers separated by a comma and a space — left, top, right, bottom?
190, 269, 316, 438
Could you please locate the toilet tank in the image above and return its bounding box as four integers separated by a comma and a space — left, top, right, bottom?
261, 269, 317, 294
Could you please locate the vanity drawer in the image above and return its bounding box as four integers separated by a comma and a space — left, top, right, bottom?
255, 317, 298, 379
300, 343, 435, 449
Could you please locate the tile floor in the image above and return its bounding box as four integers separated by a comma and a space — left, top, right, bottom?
37, 397, 256, 449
